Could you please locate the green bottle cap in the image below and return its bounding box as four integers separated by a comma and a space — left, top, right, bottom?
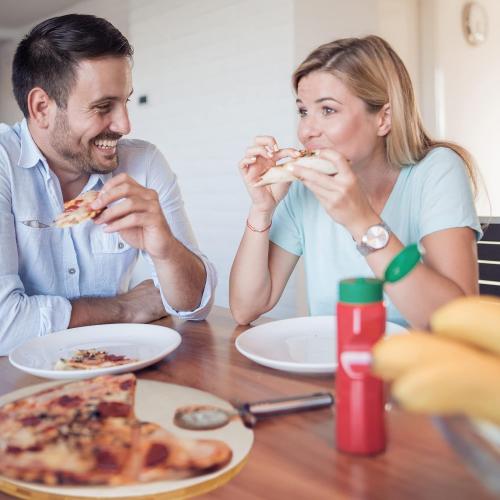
339, 277, 383, 304
383, 243, 421, 283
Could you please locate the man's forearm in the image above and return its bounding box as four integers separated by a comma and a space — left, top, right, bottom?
152, 239, 207, 312
69, 296, 125, 328
69, 280, 167, 327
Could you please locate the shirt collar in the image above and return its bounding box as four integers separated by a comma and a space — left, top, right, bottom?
84, 172, 112, 191
18, 119, 46, 170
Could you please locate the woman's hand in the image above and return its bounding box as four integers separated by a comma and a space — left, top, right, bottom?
239, 136, 301, 214
289, 149, 379, 240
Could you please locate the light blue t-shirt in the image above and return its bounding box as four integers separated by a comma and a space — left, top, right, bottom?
269, 147, 482, 325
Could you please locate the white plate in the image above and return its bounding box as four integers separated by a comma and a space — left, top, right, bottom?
9, 323, 181, 379
235, 315, 407, 374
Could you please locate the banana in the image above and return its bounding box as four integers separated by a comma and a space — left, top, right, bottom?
430, 295, 500, 355
392, 354, 500, 426
371, 332, 482, 381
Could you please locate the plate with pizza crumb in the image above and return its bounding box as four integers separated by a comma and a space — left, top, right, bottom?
9, 323, 181, 380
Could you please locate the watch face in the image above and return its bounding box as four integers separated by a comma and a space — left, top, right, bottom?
364, 224, 390, 250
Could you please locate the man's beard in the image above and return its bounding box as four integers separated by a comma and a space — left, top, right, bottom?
50, 111, 121, 175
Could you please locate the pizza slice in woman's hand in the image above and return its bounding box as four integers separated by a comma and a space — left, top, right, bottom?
54, 190, 103, 228
254, 151, 337, 187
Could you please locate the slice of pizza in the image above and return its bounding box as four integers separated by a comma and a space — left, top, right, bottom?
54, 190, 103, 228
124, 421, 233, 483
54, 349, 138, 370
0, 374, 232, 486
254, 150, 337, 187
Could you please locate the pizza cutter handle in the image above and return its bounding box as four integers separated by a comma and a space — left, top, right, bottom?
241, 392, 334, 425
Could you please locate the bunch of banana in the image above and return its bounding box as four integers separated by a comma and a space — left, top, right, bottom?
371, 296, 500, 426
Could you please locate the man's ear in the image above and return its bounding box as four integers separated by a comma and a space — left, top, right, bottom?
27, 87, 55, 128
377, 103, 391, 137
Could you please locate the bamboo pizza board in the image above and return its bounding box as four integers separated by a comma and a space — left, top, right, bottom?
0, 379, 254, 499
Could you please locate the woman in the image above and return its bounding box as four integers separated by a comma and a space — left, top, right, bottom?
230, 35, 481, 328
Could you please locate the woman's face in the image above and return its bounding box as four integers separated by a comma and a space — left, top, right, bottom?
296, 71, 386, 167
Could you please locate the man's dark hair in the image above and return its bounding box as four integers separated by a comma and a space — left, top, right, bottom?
12, 14, 133, 118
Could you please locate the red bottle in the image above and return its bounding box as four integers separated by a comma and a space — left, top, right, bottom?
336, 278, 386, 455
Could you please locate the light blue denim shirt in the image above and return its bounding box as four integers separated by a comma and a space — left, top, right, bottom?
0, 120, 217, 354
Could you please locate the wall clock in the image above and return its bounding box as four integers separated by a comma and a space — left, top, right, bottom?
462, 2, 488, 46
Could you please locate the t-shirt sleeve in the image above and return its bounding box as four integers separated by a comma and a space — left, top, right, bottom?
269, 182, 304, 256
417, 148, 482, 240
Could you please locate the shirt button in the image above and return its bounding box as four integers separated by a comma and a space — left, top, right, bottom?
68, 268, 76, 275
118, 242, 124, 249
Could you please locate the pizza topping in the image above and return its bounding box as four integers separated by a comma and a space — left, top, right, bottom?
6, 446, 22, 454
54, 349, 137, 371
58, 395, 82, 408
20, 416, 42, 427
105, 354, 127, 362
94, 450, 120, 472
145, 443, 169, 467
96, 401, 131, 418
120, 379, 134, 390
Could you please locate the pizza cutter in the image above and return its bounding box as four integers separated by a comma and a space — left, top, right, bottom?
173, 392, 334, 430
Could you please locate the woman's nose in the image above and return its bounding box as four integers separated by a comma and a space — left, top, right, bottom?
299, 116, 321, 140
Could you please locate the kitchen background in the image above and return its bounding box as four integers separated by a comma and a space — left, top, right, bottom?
0, 0, 497, 317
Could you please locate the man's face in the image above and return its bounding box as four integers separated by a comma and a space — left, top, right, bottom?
49, 57, 132, 175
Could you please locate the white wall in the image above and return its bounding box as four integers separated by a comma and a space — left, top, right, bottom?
127, 0, 300, 318
3, 0, 494, 319
0, 0, 423, 319
420, 0, 500, 215
0, 0, 127, 124
0, 40, 20, 122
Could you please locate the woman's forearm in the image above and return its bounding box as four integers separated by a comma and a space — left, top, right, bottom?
229, 210, 274, 324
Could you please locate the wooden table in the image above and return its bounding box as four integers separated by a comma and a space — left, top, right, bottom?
0, 306, 495, 500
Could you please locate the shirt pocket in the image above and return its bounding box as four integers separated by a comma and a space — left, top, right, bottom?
89, 231, 137, 294
14, 220, 60, 294
90, 231, 133, 254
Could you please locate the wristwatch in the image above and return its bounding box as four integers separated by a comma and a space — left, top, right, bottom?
356, 221, 391, 256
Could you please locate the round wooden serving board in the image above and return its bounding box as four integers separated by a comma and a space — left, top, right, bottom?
0, 379, 254, 499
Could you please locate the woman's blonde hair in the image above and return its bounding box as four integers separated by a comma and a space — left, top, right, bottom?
293, 35, 477, 192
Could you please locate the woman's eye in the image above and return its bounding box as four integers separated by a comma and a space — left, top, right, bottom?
297, 108, 307, 117
322, 106, 335, 116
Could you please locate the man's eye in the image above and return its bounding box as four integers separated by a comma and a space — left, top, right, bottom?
297, 108, 307, 117
322, 106, 335, 116
96, 104, 111, 113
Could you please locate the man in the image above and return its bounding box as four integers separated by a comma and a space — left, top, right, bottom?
0, 14, 216, 354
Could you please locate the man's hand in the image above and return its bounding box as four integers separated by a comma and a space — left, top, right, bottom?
117, 280, 167, 323
69, 280, 167, 328
91, 173, 175, 259
91, 173, 207, 312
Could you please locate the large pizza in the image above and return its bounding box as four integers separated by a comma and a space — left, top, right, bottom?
0, 374, 232, 485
